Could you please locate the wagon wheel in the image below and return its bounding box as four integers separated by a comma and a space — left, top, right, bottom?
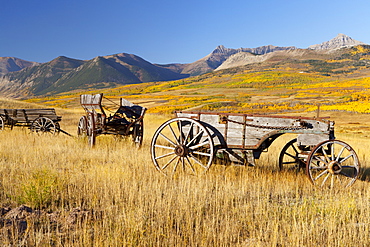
306, 140, 360, 188
0, 115, 4, 131
87, 113, 96, 147
132, 119, 144, 148
30, 117, 57, 134
278, 138, 307, 172
77, 116, 88, 136
151, 117, 215, 176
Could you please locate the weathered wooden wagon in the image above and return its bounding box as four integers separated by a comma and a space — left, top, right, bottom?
0, 108, 62, 134
150, 111, 360, 188
78, 93, 146, 147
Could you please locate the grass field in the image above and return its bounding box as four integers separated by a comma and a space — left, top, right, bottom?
0, 101, 370, 246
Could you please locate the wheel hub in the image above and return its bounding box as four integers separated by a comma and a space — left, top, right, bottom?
328, 161, 342, 174
175, 145, 189, 157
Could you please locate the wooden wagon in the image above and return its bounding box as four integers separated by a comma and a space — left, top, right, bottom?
0, 108, 62, 134
78, 93, 146, 147
150, 111, 360, 188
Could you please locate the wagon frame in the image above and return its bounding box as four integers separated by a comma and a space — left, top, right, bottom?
78, 93, 146, 147
150, 110, 360, 188
0, 108, 62, 134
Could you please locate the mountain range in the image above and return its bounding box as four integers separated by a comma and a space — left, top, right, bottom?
0, 57, 39, 76
0, 33, 367, 98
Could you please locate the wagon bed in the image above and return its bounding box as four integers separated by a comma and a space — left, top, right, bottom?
151, 110, 360, 188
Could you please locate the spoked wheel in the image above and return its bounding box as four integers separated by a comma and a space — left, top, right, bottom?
132, 120, 144, 148
151, 117, 215, 176
0, 115, 4, 131
306, 140, 360, 188
77, 116, 88, 136
279, 138, 307, 172
30, 117, 58, 134
87, 113, 96, 147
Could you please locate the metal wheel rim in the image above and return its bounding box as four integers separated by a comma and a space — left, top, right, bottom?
306, 140, 360, 188
31, 117, 56, 134
151, 117, 214, 176
278, 138, 306, 172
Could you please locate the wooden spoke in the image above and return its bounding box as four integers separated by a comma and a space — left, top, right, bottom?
189, 154, 208, 169
186, 129, 204, 147
313, 169, 329, 181
192, 151, 213, 157
155, 152, 176, 160
168, 124, 180, 145
173, 157, 181, 174
0, 116, 3, 131
312, 156, 328, 166
161, 154, 178, 170
189, 140, 210, 150
185, 156, 196, 174
159, 132, 177, 147
154, 144, 176, 150
184, 122, 194, 144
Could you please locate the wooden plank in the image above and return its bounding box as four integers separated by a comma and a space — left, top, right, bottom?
80, 94, 103, 106
21, 109, 56, 114
0, 108, 61, 123
80, 94, 104, 114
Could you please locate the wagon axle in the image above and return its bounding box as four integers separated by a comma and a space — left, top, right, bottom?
328, 161, 342, 174
175, 144, 189, 157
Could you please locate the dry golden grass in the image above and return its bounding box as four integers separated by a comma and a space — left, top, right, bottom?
0, 106, 370, 246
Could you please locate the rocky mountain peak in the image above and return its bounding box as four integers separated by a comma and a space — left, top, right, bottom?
211, 45, 237, 56
0, 57, 38, 76
308, 33, 365, 50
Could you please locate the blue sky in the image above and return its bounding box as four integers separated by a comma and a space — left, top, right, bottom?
1, 0, 369, 64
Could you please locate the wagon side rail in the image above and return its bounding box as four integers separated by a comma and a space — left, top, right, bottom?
175, 110, 334, 150
0, 108, 61, 122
